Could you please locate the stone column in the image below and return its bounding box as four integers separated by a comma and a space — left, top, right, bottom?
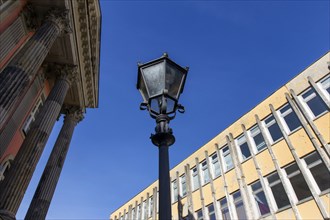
0, 7, 70, 131
0, 65, 77, 220
25, 107, 83, 220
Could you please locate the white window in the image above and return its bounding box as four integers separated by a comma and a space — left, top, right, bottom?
136, 205, 141, 220
278, 104, 301, 133
172, 179, 178, 203
210, 153, 221, 178
196, 209, 203, 220
180, 174, 187, 197
236, 135, 251, 161
319, 75, 330, 96
219, 197, 230, 220
131, 208, 135, 220
264, 115, 283, 143
304, 152, 330, 193
191, 167, 200, 191
207, 204, 216, 220
124, 212, 128, 220
249, 125, 267, 152
232, 191, 247, 219
148, 196, 153, 217
200, 160, 210, 185
22, 96, 44, 135
141, 201, 146, 220
300, 88, 328, 118
221, 146, 234, 172
266, 172, 290, 210
285, 163, 312, 201
251, 181, 271, 216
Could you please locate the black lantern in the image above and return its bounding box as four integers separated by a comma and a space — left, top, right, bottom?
137, 53, 188, 119
136, 53, 189, 220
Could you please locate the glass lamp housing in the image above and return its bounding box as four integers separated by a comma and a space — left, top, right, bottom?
137, 54, 188, 117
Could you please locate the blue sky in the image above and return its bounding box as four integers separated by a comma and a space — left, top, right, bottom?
17, 0, 329, 219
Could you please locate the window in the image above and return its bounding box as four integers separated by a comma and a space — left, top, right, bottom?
320, 75, 330, 95
279, 104, 301, 132
124, 212, 128, 220
136, 205, 141, 219
196, 209, 203, 220
148, 196, 153, 217
131, 208, 135, 220
210, 153, 221, 178
301, 88, 328, 118
222, 146, 234, 171
249, 125, 267, 152
264, 115, 283, 143
172, 179, 178, 203
285, 163, 312, 201
180, 174, 187, 197
191, 167, 200, 191
304, 152, 330, 192
200, 160, 210, 185
219, 197, 231, 220
236, 135, 251, 161
207, 204, 216, 220
232, 191, 247, 219
119, 215, 123, 220
22, 96, 44, 135
142, 201, 146, 220
251, 181, 270, 216
267, 172, 290, 209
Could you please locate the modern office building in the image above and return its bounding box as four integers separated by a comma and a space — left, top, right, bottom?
0, 0, 101, 219
110, 52, 330, 220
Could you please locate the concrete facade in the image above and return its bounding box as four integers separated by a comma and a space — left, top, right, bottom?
110, 52, 330, 220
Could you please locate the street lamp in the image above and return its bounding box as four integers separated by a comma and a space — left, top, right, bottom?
137, 53, 188, 220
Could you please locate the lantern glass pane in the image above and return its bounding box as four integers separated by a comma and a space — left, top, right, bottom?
166, 62, 184, 99
150, 97, 161, 114
166, 97, 176, 113
142, 62, 165, 97
138, 74, 149, 102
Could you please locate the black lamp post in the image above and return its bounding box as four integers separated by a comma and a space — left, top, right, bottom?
137, 53, 188, 220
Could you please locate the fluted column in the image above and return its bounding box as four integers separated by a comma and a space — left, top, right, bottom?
25, 107, 84, 220
0, 65, 77, 220
0, 7, 70, 131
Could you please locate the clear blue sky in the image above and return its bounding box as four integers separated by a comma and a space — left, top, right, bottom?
17, 0, 329, 219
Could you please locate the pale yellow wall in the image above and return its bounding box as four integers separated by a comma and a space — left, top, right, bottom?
225, 169, 239, 193
213, 177, 225, 200
321, 193, 330, 214
289, 128, 314, 158
275, 208, 295, 220
297, 199, 323, 219
255, 150, 276, 176
191, 190, 202, 210
202, 183, 213, 206
241, 159, 258, 185
272, 139, 294, 167
314, 112, 330, 144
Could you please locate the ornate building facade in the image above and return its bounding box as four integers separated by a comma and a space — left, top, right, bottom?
110, 52, 330, 220
0, 0, 101, 219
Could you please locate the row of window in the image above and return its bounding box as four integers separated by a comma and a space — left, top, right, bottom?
193, 151, 330, 220
171, 75, 330, 200
114, 75, 330, 220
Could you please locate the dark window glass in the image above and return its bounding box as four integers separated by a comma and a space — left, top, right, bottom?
233, 191, 247, 219
220, 198, 231, 220
305, 152, 330, 192
265, 116, 283, 142
197, 209, 203, 220
286, 163, 312, 201
240, 142, 251, 160
251, 181, 270, 216
267, 173, 290, 209
280, 105, 301, 132
302, 89, 328, 117
208, 204, 216, 220
254, 132, 267, 151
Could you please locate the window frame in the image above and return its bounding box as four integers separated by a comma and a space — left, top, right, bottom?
200, 160, 210, 185
235, 134, 252, 162
171, 179, 178, 203
210, 153, 221, 178
221, 145, 234, 172
277, 103, 302, 134
248, 125, 267, 153
263, 115, 283, 144
191, 167, 200, 191
180, 174, 187, 197
299, 87, 328, 119
317, 75, 330, 100
251, 180, 271, 217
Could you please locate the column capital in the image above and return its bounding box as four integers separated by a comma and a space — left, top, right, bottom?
63, 105, 84, 123
54, 64, 78, 85
46, 8, 72, 34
